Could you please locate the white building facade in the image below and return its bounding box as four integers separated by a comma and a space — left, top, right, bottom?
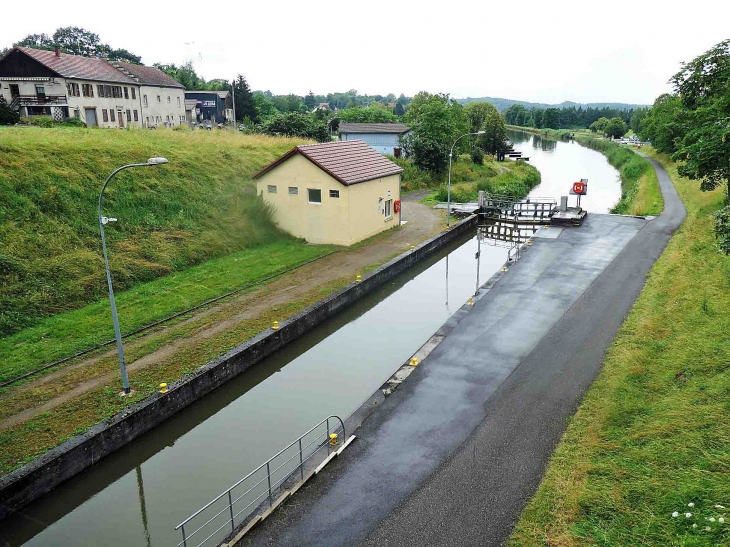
338, 123, 411, 156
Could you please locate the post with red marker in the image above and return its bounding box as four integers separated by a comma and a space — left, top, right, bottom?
569, 178, 588, 209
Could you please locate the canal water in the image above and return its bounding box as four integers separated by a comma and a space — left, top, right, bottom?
1, 130, 622, 547
1, 231, 508, 547
508, 129, 623, 212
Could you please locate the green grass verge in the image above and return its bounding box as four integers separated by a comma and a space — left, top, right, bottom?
576, 137, 663, 216
0, 240, 335, 385
0, 126, 309, 336
507, 147, 730, 547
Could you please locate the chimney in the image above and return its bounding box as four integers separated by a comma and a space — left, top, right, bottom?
54, 47, 60, 58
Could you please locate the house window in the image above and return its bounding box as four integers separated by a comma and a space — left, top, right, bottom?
102, 109, 108, 122
110, 109, 116, 122
66, 82, 80, 97
167, 96, 171, 103
308, 189, 322, 204
104, 85, 112, 98
82, 84, 94, 97
131, 88, 136, 100
133, 110, 138, 121
126, 109, 131, 122
177, 97, 180, 107
146, 116, 150, 125
97, 85, 104, 97
35, 85, 45, 96
74, 109, 80, 118
267, 185, 277, 194
124, 87, 129, 99
384, 199, 393, 219
113, 86, 123, 99
157, 95, 161, 103
288, 187, 299, 195
143, 95, 148, 107
330, 190, 340, 198
166, 115, 169, 122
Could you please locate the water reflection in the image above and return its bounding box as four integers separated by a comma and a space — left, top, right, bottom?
532, 134, 557, 152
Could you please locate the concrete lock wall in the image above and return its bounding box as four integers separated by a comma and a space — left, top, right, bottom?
0, 215, 477, 520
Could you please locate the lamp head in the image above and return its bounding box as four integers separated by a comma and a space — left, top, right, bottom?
476, 130, 486, 135
147, 157, 169, 165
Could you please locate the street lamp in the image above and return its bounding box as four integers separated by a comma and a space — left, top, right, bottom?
447, 130, 485, 228
98, 157, 169, 395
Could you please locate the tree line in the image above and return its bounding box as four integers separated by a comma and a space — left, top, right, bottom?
503, 103, 634, 130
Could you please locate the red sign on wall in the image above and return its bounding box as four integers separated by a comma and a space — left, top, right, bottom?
572, 181, 586, 195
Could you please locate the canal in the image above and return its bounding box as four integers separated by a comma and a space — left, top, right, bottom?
1, 129, 622, 547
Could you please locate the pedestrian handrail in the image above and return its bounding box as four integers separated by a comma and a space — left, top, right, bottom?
481, 194, 557, 223
175, 415, 346, 547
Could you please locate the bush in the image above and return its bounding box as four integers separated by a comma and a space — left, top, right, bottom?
713, 205, 730, 254
60, 117, 87, 128
22, 116, 56, 127
470, 147, 485, 165
0, 98, 20, 126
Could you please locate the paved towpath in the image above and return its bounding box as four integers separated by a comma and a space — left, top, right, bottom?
241, 153, 685, 547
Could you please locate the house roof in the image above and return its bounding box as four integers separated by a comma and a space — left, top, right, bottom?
217, 91, 229, 99
252, 140, 403, 186
115, 62, 184, 88
16, 47, 136, 84
338, 123, 411, 135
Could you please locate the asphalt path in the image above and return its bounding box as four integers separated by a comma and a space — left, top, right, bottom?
241, 153, 685, 547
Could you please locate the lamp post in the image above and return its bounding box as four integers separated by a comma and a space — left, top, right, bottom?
99, 157, 169, 395
447, 130, 485, 228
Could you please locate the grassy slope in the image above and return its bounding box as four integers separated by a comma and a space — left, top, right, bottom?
576, 137, 663, 216
0, 127, 309, 336
507, 148, 730, 546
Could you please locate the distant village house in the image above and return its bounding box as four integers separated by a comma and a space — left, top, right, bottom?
184, 90, 233, 125
338, 123, 411, 156
0, 47, 185, 128
252, 140, 403, 246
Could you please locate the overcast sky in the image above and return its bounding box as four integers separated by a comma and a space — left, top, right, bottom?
2, 0, 729, 106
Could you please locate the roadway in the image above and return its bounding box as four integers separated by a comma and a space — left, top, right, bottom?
240, 153, 685, 547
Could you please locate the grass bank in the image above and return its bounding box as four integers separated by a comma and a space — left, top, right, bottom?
394, 155, 541, 202
576, 137, 663, 216
0, 127, 309, 336
507, 147, 729, 546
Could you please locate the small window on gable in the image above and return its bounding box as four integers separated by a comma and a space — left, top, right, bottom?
267, 185, 277, 194
329, 190, 340, 198
308, 189, 322, 204
288, 187, 298, 195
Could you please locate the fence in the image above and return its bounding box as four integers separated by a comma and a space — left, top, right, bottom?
175, 416, 346, 547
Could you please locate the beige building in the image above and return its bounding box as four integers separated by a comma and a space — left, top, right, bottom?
0, 47, 185, 128
252, 140, 403, 246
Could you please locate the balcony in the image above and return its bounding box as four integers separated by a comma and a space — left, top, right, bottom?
12, 95, 68, 107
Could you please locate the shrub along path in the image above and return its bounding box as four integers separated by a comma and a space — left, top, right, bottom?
0, 197, 444, 473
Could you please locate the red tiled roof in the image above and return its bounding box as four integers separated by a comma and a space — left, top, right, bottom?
17, 47, 136, 84
338, 123, 411, 135
115, 62, 184, 88
252, 140, 403, 186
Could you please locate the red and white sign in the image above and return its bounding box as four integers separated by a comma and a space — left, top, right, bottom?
570, 181, 587, 195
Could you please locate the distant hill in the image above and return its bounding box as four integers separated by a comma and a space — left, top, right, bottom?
455, 97, 648, 111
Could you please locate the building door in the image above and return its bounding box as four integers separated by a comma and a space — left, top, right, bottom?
10, 84, 19, 98
85, 108, 97, 127
118, 111, 124, 128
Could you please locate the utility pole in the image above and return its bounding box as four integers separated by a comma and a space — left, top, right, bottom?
231, 80, 236, 130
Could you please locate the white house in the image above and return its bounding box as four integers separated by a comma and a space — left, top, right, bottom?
0, 47, 185, 128
338, 123, 411, 156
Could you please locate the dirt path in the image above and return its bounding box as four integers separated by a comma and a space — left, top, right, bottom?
0, 198, 444, 430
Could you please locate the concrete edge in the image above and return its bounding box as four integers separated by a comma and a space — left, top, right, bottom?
0, 216, 477, 521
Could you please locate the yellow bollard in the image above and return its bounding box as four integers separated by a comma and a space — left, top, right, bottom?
527, 240, 532, 246
411, 246, 415, 252
502, 266, 509, 272
469, 296, 473, 306
273, 321, 279, 330
356, 275, 361, 282
159, 383, 168, 394
329, 433, 339, 446
410, 357, 419, 367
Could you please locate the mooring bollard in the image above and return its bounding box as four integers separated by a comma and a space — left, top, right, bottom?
469, 296, 473, 306
527, 240, 532, 246
329, 433, 339, 446
272, 321, 279, 330
159, 383, 168, 394
410, 357, 419, 367
502, 266, 509, 272
411, 246, 415, 252
356, 275, 361, 282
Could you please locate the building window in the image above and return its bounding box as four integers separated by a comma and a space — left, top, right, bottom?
288, 187, 299, 195
146, 116, 150, 125
110, 109, 116, 122
113, 86, 123, 99
126, 109, 131, 122
104, 85, 112, 98
131, 88, 136, 100
102, 109, 109, 122
166, 115, 169, 122
308, 189, 322, 204
157, 95, 161, 103
167, 96, 171, 103
143, 95, 148, 107
35, 85, 45, 96
329, 190, 340, 198
66, 82, 80, 97
384, 199, 393, 219
97, 85, 104, 97
74, 109, 80, 118
133, 110, 138, 121
267, 185, 277, 194
82, 84, 94, 97
177, 97, 181, 107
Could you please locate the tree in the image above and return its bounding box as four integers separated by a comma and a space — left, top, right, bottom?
0, 97, 20, 125
261, 112, 328, 142
532, 108, 544, 129
155, 62, 203, 90
13, 27, 143, 63
233, 74, 256, 122
339, 104, 397, 123
393, 102, 405, 117
13, 33, 54, 50
253, 93, 278, 121
630, 107, 649, 134
304, 91, 316, 109
542, 108, 560, 129
603, 117, 628, 138
669, 39, 730, 193
638, 94, 685, 153
589, 116, 610, 133
464, 102, 508, 154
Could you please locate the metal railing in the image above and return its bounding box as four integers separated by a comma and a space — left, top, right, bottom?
14, 94, 67, 106
175, 416, 346, 547
481, 194, 557, 223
